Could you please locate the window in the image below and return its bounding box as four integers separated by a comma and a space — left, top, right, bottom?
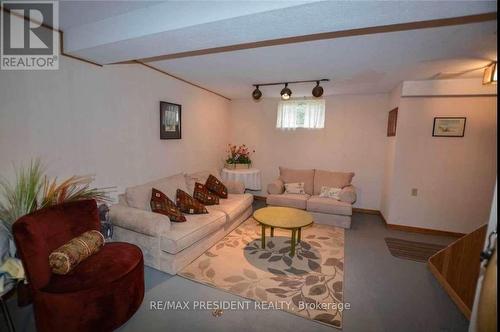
276, 99, 325, 129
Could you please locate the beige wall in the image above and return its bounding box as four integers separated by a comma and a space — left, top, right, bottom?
385, 96, 497, 233
0, 56, 231, 199
229, 94, 390, 209
1, 53, 496, 234
380, 84, 402, 220
230, 87, 496, 233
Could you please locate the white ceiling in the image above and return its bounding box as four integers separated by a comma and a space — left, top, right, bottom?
61, 0, 315, 61
59, 1, 162, 30
56, 0, 498, 99
151, 21, 497, 98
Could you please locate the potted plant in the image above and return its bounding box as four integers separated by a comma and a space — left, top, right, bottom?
225, 144, 254, 169
0, 159, 112, 296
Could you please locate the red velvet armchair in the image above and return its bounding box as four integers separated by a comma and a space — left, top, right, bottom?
13, 199, 144, 332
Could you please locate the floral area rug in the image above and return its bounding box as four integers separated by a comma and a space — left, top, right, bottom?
179, 217, 345, 328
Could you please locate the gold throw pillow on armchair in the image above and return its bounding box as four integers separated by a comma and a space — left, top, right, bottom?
49, 230, 105, 275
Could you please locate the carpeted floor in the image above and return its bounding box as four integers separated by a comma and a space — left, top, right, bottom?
3, 202, 469, 332
179, 218, 345, 328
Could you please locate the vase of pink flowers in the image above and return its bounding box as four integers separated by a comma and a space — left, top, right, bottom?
225, 144, 254, 169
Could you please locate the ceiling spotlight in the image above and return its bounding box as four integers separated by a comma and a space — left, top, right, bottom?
252, 86, 262, 100
312, 81, 324, 97
251, 79, 328, 99
280, 83, 292, 100
483, 62, 497, 85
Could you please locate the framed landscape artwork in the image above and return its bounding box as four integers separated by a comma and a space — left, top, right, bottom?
160, 101, 181, 139
432, 117, 466, 137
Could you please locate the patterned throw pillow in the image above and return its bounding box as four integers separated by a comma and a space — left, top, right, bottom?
319, 186, 342, 200
284, 182, 306, 194
205, 174, 228, 199
49, 230, 105, 275
150, 188, 186, 222
193, 182, 220, 205
176, 189, 208, 214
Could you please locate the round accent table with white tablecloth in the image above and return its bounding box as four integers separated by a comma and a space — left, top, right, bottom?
221, 168, 261, 191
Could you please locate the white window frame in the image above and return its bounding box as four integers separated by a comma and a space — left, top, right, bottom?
276, 98, 325, 130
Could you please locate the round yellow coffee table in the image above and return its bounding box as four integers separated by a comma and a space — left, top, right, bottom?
253, 206, 313, 257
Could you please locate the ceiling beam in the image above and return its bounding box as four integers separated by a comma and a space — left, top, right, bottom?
128, 12, 497, 64
1, 6, 103, 67
1, 6, 230, 100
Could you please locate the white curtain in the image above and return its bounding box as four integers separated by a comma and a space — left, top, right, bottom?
276, 98, 325, 129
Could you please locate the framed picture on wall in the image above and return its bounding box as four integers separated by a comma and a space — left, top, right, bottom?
160, 101, 181, 139
432, 117, 466, 137
387, 108, 398, 136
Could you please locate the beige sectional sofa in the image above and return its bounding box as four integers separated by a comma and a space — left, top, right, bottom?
266, 167, 356, 228
109, 170, 253, 275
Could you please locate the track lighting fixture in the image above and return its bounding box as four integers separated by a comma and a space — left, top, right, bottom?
280, 83, 292, 100
312, 81, 324, 97
252, 86, 262, 100
251, 79, 329, 99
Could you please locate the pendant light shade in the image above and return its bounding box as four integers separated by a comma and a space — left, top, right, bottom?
312, 81, 324, 97
280, 83, 292, 100
252, 86, 262, 100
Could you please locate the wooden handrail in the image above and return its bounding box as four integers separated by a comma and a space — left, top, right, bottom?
428, 224, 487, 319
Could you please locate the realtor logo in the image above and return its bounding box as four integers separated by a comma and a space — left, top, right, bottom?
1, 0, 59, 70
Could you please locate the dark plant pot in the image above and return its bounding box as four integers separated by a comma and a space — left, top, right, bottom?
17, 281, 32, 307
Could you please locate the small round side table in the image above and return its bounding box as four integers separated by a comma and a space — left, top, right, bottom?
221, 168, 261, 191
253, 206, 313, 257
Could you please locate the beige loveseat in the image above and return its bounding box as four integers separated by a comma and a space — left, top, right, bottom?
266, 167, 356, 229
109, 170, 253, 275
